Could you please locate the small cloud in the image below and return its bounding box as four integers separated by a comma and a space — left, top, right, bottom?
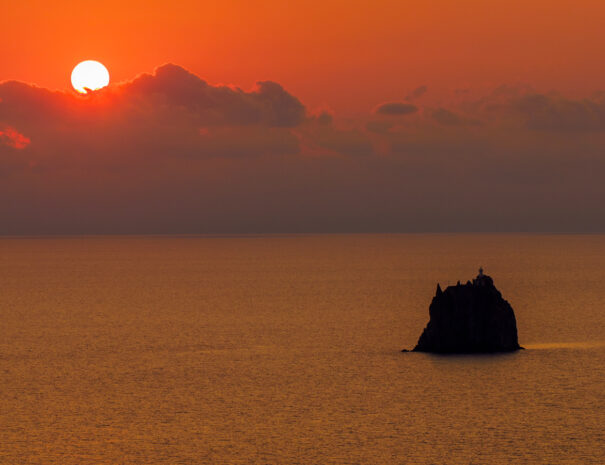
316, 111, 333, 126
374, 102, 418, 116
0, 126, 30, 149
405, 85, 428, 101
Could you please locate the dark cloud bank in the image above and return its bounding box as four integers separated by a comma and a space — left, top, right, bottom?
2, 65, 605, 234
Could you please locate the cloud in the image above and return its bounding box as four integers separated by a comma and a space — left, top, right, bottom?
0, 64, 306, 168
467, 86, 605, 132
513, 94, 605, 131
0, 126, 30, 149
315, 111, 333, 126
374, 102, 418, 116
405, 85, 428, 101
1, 67, 605, 233
121, 63, 306, 127
0, 64, 306, 139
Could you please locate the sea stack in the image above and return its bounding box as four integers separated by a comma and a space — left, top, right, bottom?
411, 269, 521, 353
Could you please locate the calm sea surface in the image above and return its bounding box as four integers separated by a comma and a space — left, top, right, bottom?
1, 234, 604, 464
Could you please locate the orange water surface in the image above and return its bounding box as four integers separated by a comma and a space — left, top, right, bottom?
1, 234, 604, 463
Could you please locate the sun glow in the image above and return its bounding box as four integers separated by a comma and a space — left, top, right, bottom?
71, 60, 110, 94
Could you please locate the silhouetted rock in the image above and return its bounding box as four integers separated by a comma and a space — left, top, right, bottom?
410, 269, 522, 353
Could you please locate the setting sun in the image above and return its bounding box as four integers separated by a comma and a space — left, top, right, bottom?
71, 60, 109, 94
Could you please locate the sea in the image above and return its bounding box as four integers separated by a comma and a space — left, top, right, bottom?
1, 234, 604, 464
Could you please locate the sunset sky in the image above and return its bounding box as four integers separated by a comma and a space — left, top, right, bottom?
2, 1, 605, 233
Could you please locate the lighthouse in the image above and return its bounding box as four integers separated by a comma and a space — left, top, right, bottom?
474, 267, 488, 286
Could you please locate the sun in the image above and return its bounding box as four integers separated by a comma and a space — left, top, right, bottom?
71, 60, 110, 94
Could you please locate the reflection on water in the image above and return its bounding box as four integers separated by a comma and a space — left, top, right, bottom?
1, 234, 604, 464
524, 341, 605, 350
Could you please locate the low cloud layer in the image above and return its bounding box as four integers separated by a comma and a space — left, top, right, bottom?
1, 65, 605, 233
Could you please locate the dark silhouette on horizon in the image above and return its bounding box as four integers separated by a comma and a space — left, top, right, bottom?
406, 269, 522, 353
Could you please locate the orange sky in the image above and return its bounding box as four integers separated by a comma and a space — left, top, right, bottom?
3, 1, 605, 233
2, 0, 605, 114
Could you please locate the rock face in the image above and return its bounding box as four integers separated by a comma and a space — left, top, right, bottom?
412, 271, 521, 353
